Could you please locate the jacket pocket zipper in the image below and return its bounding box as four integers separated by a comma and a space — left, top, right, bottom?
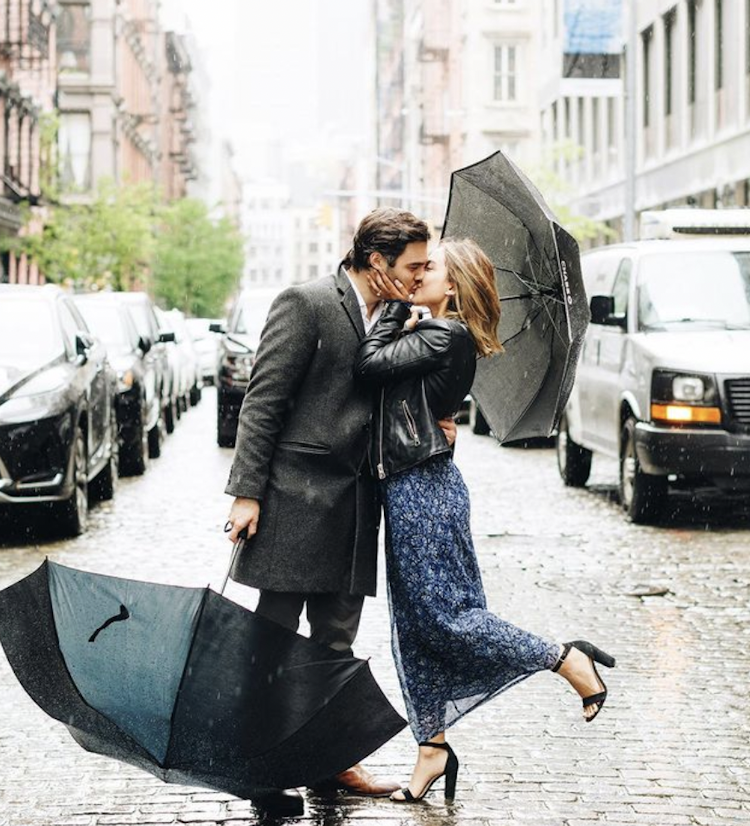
401, 400, 421, 446
377, 388, 386, 479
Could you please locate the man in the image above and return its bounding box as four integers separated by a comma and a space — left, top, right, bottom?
225, 208, 453, 812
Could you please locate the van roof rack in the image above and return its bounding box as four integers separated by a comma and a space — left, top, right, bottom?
640, 208, 750, 240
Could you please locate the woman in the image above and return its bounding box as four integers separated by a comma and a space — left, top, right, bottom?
355, 238, 615, 804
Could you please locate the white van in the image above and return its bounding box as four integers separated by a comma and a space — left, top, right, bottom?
557, 209, 750, 523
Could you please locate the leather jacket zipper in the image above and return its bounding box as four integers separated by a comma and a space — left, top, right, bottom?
377, 388, 386, 479
401, 400, 421, 446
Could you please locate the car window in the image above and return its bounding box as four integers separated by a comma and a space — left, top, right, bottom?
637, 250, 750, 331
126, 302, 156, 341
76, 302, 133, 351
0, 299, 63, 362
611, 259, 632, 316
581, 250, 625, 297
59, 301, 83, 355
231, 296, 277, 343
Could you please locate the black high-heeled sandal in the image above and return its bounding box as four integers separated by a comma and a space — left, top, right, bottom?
390, 741, 459, 803
552, 640, 616, 722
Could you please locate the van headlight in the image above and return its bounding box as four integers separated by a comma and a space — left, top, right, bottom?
651, 370, 721, 425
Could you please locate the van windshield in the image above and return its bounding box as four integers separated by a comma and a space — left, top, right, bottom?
638, 251, 750, 331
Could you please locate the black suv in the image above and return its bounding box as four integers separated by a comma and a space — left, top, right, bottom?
212, 288, 281, 447
73, 294, 161, 476
0, 285, 118, 536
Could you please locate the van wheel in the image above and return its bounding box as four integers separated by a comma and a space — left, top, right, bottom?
469, 400, 491, 435
556, 414, 592, 487
620, 417, 666, 523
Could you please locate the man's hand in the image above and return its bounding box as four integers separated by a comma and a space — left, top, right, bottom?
438, 417, 457, 447
226, 497, 260, 543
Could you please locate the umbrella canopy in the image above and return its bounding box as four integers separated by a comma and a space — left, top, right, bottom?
0, 560, 405, 798
442, 151, 589, 443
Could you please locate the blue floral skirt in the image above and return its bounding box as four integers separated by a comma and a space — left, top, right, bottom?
382, 454, 560, 742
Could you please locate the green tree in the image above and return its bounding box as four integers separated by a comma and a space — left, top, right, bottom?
527, 142, 617, 245
2, 178, 159, 290
152, 198, 244, 317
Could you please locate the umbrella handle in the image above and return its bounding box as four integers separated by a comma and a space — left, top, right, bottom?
220, 523, 248, 595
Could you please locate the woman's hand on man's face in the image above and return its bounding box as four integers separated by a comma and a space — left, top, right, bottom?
367, 267, 414, 302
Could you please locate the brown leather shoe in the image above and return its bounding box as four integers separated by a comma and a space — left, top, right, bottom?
324, 763, 400, 797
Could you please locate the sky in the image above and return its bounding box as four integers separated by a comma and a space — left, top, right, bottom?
160, 0, 374, 182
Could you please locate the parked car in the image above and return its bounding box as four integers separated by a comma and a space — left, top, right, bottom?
111, 292, 174, 453
0, 285, 118, 536
154, 307, 183, 432
166, 308, 202, 408
557, 209, 750, 523
211, 288, 281, 447
185, 317, 223, 386
73, 294, 160, 476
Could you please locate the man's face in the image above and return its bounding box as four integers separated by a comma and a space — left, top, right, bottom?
384, 241, 429, 290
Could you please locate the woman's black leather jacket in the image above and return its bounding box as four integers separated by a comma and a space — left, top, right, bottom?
354, 301, 477, 478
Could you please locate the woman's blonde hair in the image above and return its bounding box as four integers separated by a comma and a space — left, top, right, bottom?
441, 238, 503, 358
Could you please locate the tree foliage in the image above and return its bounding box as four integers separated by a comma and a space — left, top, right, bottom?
527, 142, 617, 245
152, 198, 244, 318
2, 178, 158, 291
2, 179, 245, 315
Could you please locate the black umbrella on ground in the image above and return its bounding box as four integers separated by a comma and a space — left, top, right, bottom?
442, 151, 589, 443
0, 559, 405, 798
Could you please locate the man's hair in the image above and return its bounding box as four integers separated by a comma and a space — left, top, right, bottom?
343, 208, 430, 271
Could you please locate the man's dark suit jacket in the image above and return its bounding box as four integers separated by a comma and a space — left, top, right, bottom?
225, 266, 379, 596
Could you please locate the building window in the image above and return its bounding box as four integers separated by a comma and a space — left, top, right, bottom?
715, 0, 723, 90
309, 242, 318, 254
58, 112, 92, 192
664, 8, 676, 116
577, 97, 585, 146
493, 44, 517, 102
688, 0, 697, 104
642, 26, 653, 128
57, 3, 91, 73
309, 265, 318, 279
607, 97, 616, 153
592, 98, 599, 153
564, 97, 571, 139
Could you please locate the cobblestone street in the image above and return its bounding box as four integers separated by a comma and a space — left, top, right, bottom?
1, 388, 749, 826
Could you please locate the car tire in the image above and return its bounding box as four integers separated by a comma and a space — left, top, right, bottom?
217, 404, 237, 448
469, 400, 491, 435
148, 414, 163, 459
164, 399, 176, 433
58, 427, 88, 537
620, 417, 667, 523
90, 409, 118, 501
120, 406, 149, 476
189, 384, 201, 407
556, 414, 592, 487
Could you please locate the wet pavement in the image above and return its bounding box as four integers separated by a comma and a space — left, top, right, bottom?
1, 387, 749, 826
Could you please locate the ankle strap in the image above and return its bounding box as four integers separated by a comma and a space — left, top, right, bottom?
551, 642, 571, 673
418, 741, 450, 750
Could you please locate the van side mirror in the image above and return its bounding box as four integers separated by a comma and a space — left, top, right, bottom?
590, 295, 626, 328
209, 322, 226, 334
158, 331, 176, 344
138, 335, 152, 354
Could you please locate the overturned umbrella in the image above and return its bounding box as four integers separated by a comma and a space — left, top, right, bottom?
443, 151, 589, 443
0, 559, 405, 798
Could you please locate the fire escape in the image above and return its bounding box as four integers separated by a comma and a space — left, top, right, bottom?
0, 0, 53, 207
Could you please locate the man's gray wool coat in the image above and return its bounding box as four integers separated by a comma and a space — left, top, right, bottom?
225, 266, 380, 596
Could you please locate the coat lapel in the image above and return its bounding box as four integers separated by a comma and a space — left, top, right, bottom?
335, 265, 366, 339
